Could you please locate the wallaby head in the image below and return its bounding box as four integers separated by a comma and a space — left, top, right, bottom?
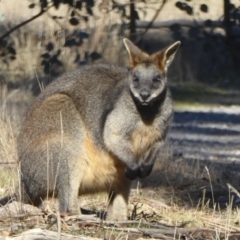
123, 38, 180, 106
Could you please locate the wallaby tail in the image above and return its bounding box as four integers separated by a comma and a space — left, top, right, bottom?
0, 194, 17, 206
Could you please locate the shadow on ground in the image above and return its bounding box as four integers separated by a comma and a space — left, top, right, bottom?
140, 107, 240, 209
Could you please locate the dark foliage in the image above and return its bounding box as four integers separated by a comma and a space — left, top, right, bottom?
24, 0, 98, 77
175, 1, 193, 15
0, 40, 16, 66
200, 4, 208, 13
1, 0, 240, 88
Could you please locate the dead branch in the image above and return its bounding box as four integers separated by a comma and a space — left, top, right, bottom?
0, 4, 53, 42
88, 0, 110, 56
0, 228, 101, 240
136, 0, 168, 43
103, 226, 240, 239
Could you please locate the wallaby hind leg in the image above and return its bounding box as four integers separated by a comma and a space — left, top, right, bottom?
57, 170, 82, 215
56, 152, 83, 215
58, 181, 81, 215
107, 177, 132, 221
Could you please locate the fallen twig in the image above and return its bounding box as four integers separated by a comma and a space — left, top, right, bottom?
56, 211, 61, 240
0, 228, 101, 240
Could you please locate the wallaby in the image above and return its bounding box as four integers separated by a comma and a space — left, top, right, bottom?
0, 38, 180, 221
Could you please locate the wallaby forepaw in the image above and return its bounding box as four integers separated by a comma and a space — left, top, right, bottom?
125, 166, 140, 180
138, 163, 154, 178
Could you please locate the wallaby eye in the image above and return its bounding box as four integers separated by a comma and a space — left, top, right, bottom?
133, 75, 139, 83
153, 75, 161, 83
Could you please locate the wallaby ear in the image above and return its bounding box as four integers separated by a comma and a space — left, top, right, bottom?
123, 38, 149, 68
164, 41, 181, 68
153, 41, 181, 70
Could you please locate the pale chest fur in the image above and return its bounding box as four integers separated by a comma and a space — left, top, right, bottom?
130, 121, 163, 157
103, 97, 165, 159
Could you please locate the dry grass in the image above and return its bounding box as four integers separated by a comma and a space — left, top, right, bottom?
0, 86, 19, 202
0, 2, 240, 239
1, 71, 240, 240
0, 86, 18, 164
1, 92, 240, 239
1, 181, 240, 239
0, 0, 127, 87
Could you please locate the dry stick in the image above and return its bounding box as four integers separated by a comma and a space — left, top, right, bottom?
173, 227, 177, 240
66, 211, 179, 230
227, 183, 240, 198
35, 70, 44, 92
60, 111, 64, 149
66, 216, 179, 229
113, 226, 240, 240
1, 228, 97, 240
88, 0, 110, 57
201, 188, 206, 210
4, 212, 45, 219
74, 214, 98, 221
104, 226, 140, 234
226, 194, 234, 240
103, 226, 223, 239
136, 0, 168, 43
205, 166, 215, 206
200, 215, 240, 232
108, 220, 176, 229
97, 219, 176, 229
0, 7, 51, 41
0, 162, 17, 165
7, 117, 15, 161
46, 141, 50, 202
56, 210, 61, 240
17, 163, 22, 212
52, 159, 61, 200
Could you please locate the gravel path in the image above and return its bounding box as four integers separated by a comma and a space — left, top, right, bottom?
168, 105, 240, 165
160, 105, 240, 206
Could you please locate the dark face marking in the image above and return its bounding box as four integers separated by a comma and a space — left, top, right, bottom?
129, 63, 166, 106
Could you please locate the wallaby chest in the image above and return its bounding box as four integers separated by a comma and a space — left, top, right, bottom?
103, 97, 163, 159
130, 121, 162, 157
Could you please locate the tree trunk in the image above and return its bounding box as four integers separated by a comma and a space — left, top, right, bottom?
129, 0, 136, 36
223, 0, 231, 43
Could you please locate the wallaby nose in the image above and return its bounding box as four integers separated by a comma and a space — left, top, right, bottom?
140, 90, 150, 100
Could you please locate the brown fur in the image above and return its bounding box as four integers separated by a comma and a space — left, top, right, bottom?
130, 123, 162, 157
80, 131, 126, 194
0, 38, 180, 221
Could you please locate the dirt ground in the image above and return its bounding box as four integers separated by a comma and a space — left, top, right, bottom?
1, 96, 240, 239
170, 105, 240, 164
